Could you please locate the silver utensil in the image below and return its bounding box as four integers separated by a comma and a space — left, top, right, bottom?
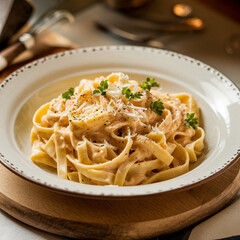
96, 19, 165, 48
29, 10, 74, 37
95, 17, 204, 43
0, 10, 74, 71
0, 0, 97, 72
96, 19, 150, 42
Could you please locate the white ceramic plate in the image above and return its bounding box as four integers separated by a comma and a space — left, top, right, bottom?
1, 46, 240, 198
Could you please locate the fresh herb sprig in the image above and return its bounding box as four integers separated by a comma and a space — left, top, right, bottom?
140, 77, 160, 91
185, 113, 198, 129
122, 87, 143, 100
150, 99, 164, 116
93, 79, 108, 96
62, 87, 74, 100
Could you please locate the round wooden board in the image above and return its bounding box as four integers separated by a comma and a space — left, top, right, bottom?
1, 44, 240, 238
1, 158, 240, 240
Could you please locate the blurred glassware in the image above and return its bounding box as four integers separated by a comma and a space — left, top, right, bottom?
103, 0, 151, 9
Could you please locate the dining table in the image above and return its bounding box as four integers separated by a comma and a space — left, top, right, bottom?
0, 0, 240, 240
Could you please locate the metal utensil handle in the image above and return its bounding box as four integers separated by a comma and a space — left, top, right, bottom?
0, 10, 74, 72
30, 10, 74, 36
0, 33, 35, 71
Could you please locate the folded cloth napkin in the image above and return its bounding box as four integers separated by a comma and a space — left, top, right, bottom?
189, 196, 240, 240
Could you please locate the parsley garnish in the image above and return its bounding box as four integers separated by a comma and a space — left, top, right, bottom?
140, 77, 160, 91
150, 99, 164, 116
185, 113, 198, 129
93, 79, 108, 96
122, 87, 143, 100
62, 87, 74, 100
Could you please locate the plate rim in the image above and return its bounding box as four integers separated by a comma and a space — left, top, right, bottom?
1, 45, 240, 198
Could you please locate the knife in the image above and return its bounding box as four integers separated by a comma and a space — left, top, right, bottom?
0, 0, 96, 72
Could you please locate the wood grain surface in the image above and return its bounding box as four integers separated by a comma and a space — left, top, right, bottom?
1, 31, 240, 240
1, 159, 240, 240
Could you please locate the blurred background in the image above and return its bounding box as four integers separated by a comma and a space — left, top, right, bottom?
0, 0, 239, 86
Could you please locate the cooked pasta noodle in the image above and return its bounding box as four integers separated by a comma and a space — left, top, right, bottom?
30, 72, 205, 186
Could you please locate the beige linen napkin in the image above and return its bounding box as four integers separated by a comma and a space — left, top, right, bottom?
189, 197, 240, 240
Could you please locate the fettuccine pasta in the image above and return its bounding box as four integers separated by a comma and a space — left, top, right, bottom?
31, 72, 205, 186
